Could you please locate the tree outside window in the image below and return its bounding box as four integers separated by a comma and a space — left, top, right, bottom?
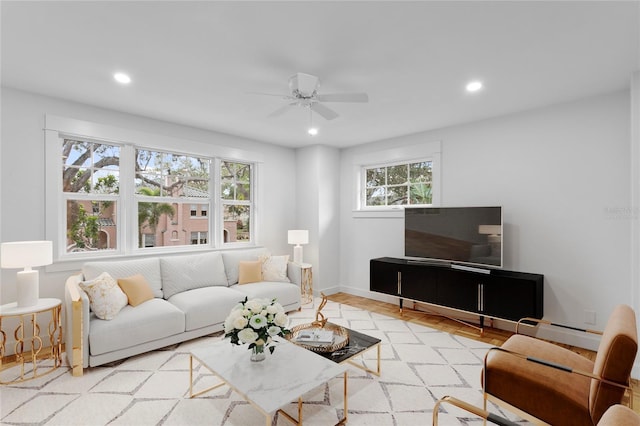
365, 160, 433, 207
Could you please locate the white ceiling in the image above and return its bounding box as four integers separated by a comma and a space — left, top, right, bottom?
2, 1, 639, 149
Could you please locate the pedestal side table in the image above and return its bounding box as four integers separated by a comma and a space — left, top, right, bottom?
0, 298, 63, 384
299, 263, 313, 305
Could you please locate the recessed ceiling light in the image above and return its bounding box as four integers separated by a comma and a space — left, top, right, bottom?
308, 127, 318, 136
466, 80, 483, 93
114, 72, 131, 84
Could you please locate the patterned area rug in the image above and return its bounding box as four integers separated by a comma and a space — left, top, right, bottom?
0, 299, 526, 425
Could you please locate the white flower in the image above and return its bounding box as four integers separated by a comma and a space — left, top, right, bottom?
238, 328, 258, 344
267, 325, 281, 336
274, 312, 288, 327
255, 338, 265, 346
233, 316, 249, 329
266, 304, 279, 315
245, 300, 263, 313
249, 314, 268, 329
242, 308, 252, 317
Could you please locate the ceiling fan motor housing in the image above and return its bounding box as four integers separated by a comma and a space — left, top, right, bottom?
289, 72, 319, 98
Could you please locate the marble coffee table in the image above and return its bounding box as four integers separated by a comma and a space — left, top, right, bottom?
190, 338, 348, 425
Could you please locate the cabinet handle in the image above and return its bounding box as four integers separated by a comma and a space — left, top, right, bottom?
477, 283, 484, 311
397, 271, 402, 295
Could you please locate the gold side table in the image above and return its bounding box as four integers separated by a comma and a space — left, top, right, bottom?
299, 263, 313, 305
0, 298, 63, 384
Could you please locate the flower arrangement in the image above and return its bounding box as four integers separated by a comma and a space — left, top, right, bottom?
224, 297, 290, 358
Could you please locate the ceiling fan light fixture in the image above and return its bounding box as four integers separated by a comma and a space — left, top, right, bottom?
308, 127, 318, 136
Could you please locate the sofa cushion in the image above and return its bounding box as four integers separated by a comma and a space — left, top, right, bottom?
160, 251, 228, 299
168, 286, 246, 331
232, 281, 301, 309
117, 274, 154, 307
238, 260, 262, 284
221, 248, 269, 285
79, 272, 128, 320
83, 258, 163, 298
88, 298, 185, 356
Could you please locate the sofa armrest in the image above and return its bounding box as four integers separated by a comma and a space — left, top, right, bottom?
64, 273, 89, 376
287, 262, 303, 286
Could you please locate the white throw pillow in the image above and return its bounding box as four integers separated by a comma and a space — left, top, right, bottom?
260, 254, 290, 282
160, 251, 228, 299
79, 272, 128, 320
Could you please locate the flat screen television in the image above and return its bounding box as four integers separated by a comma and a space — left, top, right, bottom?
404, 206, 502, 268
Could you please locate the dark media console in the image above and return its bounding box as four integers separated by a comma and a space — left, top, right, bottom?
370, 257, 543, 332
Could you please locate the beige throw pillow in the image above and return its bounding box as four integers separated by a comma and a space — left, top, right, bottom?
118, 274, 154, 307
79, 272, 128, 320
238, 260, 263, 284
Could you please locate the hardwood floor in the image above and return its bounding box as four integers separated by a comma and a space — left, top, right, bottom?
326, 292, 640, 413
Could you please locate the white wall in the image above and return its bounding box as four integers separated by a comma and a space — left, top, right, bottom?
340, 91, 632, 345
0, 87, 298, 304
295, 145, 341, 293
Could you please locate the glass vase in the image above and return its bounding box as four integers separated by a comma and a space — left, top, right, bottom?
250, 344, 266, 362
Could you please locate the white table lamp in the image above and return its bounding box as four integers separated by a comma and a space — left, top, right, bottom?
288, 230, 309, 264
1, 241, 53, 307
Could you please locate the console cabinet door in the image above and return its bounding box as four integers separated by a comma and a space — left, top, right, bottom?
436, 269, 480, 313
483, 274, 543, 321
400, 264, 437, 302
370, 259, 400, 296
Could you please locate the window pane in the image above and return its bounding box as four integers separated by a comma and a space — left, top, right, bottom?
135, 149, 210, 198
138, 201, 209, 248
366, 167, 385, 187
410, 184, 432, 204
221, 161, 251, 202
366, 187, 386, 206
387, 165, 407, 185
223, 205, 250, 242
409, 161, 432, 184
63, 140, 120, 194
387, 186, 408, 205
66, 200, 117, 253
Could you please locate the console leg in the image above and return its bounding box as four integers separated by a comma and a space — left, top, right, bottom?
399, 298, 403, 314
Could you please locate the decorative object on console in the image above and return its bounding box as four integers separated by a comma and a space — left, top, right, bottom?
287, 230, 309, 264
1, 240, 53, 308
224, 297, 290, 361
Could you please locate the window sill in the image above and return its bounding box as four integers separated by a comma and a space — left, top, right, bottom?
352, 209, 404, 219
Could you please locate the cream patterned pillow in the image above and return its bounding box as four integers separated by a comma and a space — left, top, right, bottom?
79, 272, 128, 320
260, 254, 290, 282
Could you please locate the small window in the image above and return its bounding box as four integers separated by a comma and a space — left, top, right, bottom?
363, 160, 433, 207
190, 204, 197, 217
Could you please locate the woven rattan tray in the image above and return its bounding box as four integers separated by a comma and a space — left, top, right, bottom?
287, 322, 349, 353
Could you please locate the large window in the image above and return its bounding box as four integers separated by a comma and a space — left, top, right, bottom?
363, 160, 433, 207
221, 161, 252, 243
47, 117, 260, 262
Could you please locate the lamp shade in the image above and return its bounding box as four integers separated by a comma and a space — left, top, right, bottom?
288, 230, 309, 245
1, 241, 53, 269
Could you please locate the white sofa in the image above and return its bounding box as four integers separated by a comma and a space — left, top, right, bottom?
64, 248, 302, 376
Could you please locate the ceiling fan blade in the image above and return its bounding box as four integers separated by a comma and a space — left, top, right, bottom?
310, 102, 339, 120
246, 91, 295, 100
316, 92, 369, 103
267, 103, 296, 118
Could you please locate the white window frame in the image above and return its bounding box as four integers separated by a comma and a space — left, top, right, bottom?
352, 140, 441, 218
361, 158, 434, 208
219, 159, 256, 247
44, 115, 263, 271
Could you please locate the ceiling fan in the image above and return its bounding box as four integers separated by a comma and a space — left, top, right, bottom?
258, 72, 369, 121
